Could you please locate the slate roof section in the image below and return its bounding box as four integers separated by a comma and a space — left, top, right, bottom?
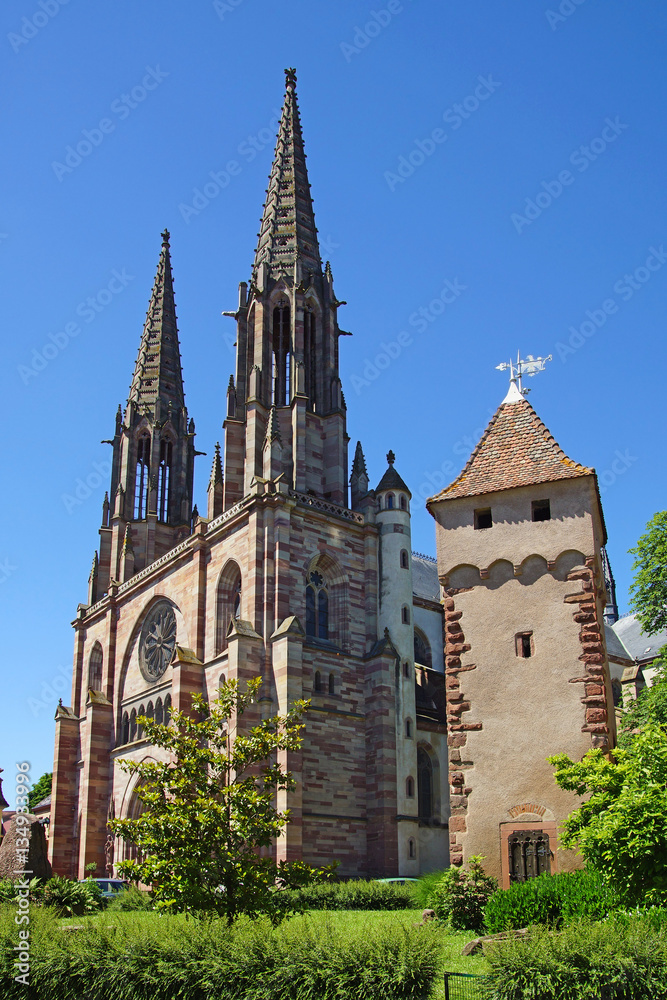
376, 451, 412, 496
611, 614, 667, 663
427, 397, 594, 503
253, 68, 321, 279
412, 553, 440, 603
604, 623, 633, 662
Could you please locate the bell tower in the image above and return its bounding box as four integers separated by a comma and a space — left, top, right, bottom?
94, 230, 197, 596
222, 68, 349, 508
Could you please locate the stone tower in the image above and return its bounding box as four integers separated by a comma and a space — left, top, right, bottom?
221, 67, 348, 509
427, 382, 615, 886
94, 230, 196, 598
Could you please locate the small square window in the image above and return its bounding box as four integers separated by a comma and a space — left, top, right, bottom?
532, 499, 551, 522
515, 632, 534, 658
474, 508, 493, 530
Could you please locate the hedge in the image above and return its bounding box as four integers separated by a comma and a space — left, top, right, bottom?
0, 905, 440, 1000
484, 869, 621, 932
277, 879, 415, 911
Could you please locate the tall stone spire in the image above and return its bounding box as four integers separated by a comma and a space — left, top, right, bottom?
207, 442, 224, 520
95, 231, 197, 595
253, 68, 321, 281
350, 441, 369, 510
128, 230, 185, 410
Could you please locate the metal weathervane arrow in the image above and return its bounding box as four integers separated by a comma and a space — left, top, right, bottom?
496, 350, 553, 397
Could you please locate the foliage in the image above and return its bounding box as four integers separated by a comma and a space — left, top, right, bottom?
621, 647, 667, 736
27, 772, 52, 812
628, 510, 667, 635
0, 906, 442, 1000
42, 875, 103, 917
426, 856, 497, 932
110, 678, 335, 924
0, 878, 43, 904
484, 869, 621, 932
276, 879, 414, 911
484, 910, 667, 1000
412, 869, 449, 911
105, 885, 153, 912
550, 725, 667, 905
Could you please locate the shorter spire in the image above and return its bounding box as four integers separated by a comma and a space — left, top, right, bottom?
376, 450, 411, 496
209, 442, 223, 487
266, 406, 282, 443
122, 524, 134, 554
351, 441, 368, 479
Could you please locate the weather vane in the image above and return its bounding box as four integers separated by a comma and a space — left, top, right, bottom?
496, 351, 552, 396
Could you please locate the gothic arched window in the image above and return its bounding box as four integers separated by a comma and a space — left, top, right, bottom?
400, 495, 408, 511
129, 709, 137, 743
304, 308, 317, 408
88, 642, 103, 691
329, 672, 335, 695
154, 698, 164, 725
134, 433, 150, 519
121, 712, 129, 745
409, 838, 416, 859
386, 493, 395, 510
405, 718, 413, 739
164, 694, 172, 723
418, 747, 433, 821
137, 705, 146, 740
272, 301, 291, 406
401, 606, 410, 625
314, 670, 322, 693
400, 550, 409, 569
157, 438, 173, 522
216, 562, 242, 654
414, 629, 432, 668
406, 776, 415, 798
146, 701, 154, 722
306, 571, 328, 640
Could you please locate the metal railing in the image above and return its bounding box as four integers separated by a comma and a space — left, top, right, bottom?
443, 971, 630, 999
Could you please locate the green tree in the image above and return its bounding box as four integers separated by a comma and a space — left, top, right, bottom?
27, 772, 52, 812
110, 678, 334, 923
550, 725, 667, 905
628, 510, 667, 635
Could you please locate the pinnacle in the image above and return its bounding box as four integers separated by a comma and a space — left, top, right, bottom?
209, 441, 223, 487
128, 232, 185, 411
266, 405, 282, 443
253, 69, 321, 279
351, 441, 368, 478
122, 524, 134, 554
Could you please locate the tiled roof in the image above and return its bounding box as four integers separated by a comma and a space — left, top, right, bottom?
427, 397, 594, 503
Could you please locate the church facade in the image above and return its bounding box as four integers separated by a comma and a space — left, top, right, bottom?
50, 70, 617, 885
49, 69, 449, 881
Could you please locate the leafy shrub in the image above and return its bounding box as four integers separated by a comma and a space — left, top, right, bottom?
278, 878, 414, 911
484, 868, 621, 932
42, 875, 103, 917
0, 878, 44, 904
427, 856, 497, 932
412, 869, 448, 910
0, 906, 441, 1000
106, 885, 153, 912
485, 910, 667, 999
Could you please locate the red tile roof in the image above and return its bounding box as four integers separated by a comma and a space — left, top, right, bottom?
427, 398, 594, 503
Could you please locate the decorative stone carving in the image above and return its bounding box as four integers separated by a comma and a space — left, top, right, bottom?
139, 601, 177, 682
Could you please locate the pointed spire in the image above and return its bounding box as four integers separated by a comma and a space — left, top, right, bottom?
376, 450, 411, 496
122, 524, 134, 554
128, 230, 185, 410
209, 442, 223, 487
351, 441, 368, 479
253, 68, 321, 279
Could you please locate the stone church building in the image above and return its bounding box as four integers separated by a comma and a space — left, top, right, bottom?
50, 70, 617, 885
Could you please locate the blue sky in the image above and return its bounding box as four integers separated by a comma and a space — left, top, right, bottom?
1, 0, 666, 800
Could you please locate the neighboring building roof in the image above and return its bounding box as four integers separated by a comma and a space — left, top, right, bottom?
612, 613, 667, 663
604, 623, 633, 662
412, 553, 440, 603
427, 397, 594, 503
32, 796, 51, 813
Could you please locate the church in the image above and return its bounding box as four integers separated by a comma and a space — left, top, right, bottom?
49, 69, 617, 885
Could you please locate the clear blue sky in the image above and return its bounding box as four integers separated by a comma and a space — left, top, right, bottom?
2, 0, 666, 800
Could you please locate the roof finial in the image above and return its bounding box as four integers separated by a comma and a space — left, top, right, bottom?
387, 450, 395, 466
496, 350, 552, 403
161, 229, 170, 247
285, 67, 297, 91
